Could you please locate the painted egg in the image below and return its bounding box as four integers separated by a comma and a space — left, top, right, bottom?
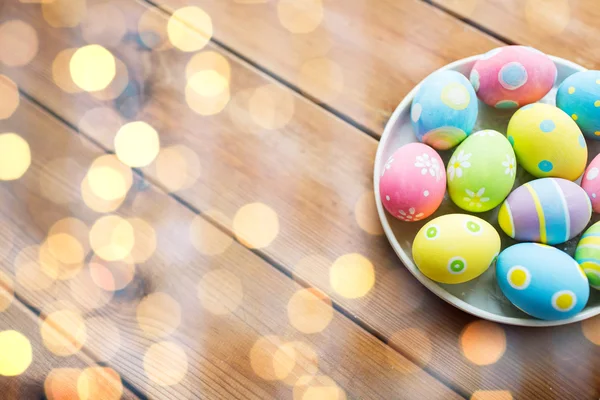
411, 70, 478, 150
470, 45, 556, 109
379, 143, 446, 222
507, 103, 587, 181
496, 243, 589, 320
581, 154, 600, 213
556, 70, 600, 139
498, 178, 592, 245
447, 130, 516, 212
412, 214, 500, 284
575, 222, 600, 290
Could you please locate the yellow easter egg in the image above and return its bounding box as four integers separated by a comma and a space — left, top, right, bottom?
507, 103, 587, 181
412, 214, 500, 284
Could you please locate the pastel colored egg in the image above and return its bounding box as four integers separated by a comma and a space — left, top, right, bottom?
379, 143, 446, 222
507, 103, 587, 181
496, 243, 589, 320
411, 70, 478, 150
498, 178, 592, 245
412, 214, 500, 284
575, 222, 600, 290
556, 70, 600, 139
470, 45, 556, 109
581, 154, 600, 212
447, 130, 516, 212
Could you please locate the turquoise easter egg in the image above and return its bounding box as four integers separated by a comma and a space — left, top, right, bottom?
411, 70, 478, 150
496, 243, 589, 320
556, 70, 600, 139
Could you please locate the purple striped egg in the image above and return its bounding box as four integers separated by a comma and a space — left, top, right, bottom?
498, 178, 591, 245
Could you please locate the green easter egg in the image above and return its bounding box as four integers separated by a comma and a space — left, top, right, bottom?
447, 130, 516, 212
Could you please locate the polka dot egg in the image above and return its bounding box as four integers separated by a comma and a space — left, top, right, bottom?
379, 143, 446, 222
412, 214, 500, 284
447, 130, 516, 212
581, 153, 600, 213
556, 70, 600, 139
575, 221, 600, 290
496, 243, 589, 321
498, 178, 591, 245
470, 45, 556, 109
411, 70, 478, 150
507, 103, 587, 181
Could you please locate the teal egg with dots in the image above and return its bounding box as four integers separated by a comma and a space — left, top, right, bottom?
411, 70, 478, 151
556, 70, 600, 139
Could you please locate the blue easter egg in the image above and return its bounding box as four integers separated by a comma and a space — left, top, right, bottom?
496, 243, 589, 321
411, 70, 478, 150
556, 70, 600, 139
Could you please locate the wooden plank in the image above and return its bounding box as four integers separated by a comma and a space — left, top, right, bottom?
151, 0, 500, 135
0, 293, 137, 399
2, 0, 599, 398
432, 0, 600, 69
0, 88, 462, 399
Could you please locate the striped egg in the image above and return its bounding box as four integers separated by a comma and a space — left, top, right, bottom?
575, 222, 600, 290
497, 243, 589, 321
498, 178, 592, 245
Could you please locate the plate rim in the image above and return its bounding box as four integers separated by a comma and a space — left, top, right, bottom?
373, 52, 599, 327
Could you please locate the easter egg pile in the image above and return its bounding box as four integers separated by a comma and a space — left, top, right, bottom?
379, 45, 600, 321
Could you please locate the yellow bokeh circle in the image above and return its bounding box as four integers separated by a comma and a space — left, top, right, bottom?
69, 45, 116, 92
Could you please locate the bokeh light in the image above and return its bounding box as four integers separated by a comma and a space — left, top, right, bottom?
84, 318, 121, 361
90, 58, 129, 101
89, 215, 135, 262
15, 245, 54, 292
190, 216, 233, 256
0, 133, 31, 180
81, 175, 126, 213
137, 292, 181, 338
138, 9, 173, 51
79, 107, 123, 144
42, 0, 87, 28
0, 20, 38, 67
299, 58, 344, 102
185, 79, 231, 116
330, 253, 375, 299
277, 0, 324, 34
167, 7, 213, 52
77, 367, 123, 400
354, 191, 384, 235
293, 375, 346, 400
45, 368, 81, 400
186, 51, 231, 82
279, 341, 319, 386
248, 84, 295, 130
0, 271, 13, 312
89, 255, 136, 292
197, 269, 243, 315
47, 218, 89, 266
81, 3, 126, 47
127, 217, 157, 263
144, 341, 189, 386
524, 0, 570, 37
154, 145, 202, 192
250, 336, 296, 381
0, 331, 32, 376
114, 121, 160, 168
460, 321, 506, 365
69, 45, 116, 92
233, 202, 280, 249
52, 49, 83, 93
41, 309, 87, 356
287, 288, 333, 334
582, 317, 600, 345
471, 390, 513, 400
0, 75, 19, 119
188, 70, 229, 97
69, 269, 113, 312
39, 238, 83, 281
86, 154, 133, 202
387, 328, 432, 371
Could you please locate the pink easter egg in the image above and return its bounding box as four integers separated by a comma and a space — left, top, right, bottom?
470, 45, 557, 109
582, 154, 600, 213
379, 143, 446, 222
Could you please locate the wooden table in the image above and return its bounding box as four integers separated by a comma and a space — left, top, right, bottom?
0, 0, 598, 398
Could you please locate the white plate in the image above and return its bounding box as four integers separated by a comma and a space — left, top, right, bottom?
374, 53, 600, 326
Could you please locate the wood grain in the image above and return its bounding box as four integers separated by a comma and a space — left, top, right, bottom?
2, 0, 600, 398
0, 92, 462, 398
433, 0, 600, 68
0, 295, 137, 399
